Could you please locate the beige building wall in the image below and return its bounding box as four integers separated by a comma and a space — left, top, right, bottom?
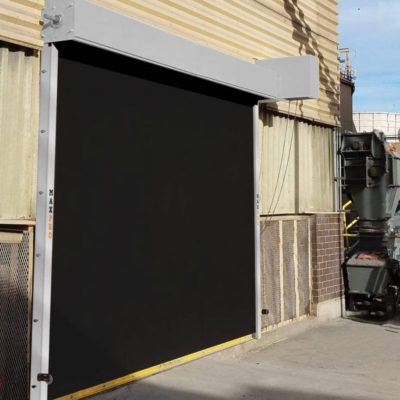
0, 0, 339, 220
259, 109, 334, 214
88, 0, 339, 126
0, 42, 40, 220
0, 0, 43, 49
0, 0, 43, 221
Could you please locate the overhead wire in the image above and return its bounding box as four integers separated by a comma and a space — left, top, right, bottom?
269, 101, 299, 218
263, 101, 292, 217
262, 101, 299, 232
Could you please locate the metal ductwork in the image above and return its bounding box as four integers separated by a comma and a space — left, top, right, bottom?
341, 130, 400, 314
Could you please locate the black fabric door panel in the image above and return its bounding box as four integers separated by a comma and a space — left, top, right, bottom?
49, 42, 256, 399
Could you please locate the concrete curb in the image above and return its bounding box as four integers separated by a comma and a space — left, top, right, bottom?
210, 313, 342, 361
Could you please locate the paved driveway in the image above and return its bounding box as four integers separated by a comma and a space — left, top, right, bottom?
96, 317, 400, 400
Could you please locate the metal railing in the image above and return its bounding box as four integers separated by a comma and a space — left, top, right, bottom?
343, 200, 358, 251
340, 64, 357, 82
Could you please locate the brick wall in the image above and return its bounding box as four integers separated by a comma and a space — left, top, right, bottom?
311, 214, 345, 304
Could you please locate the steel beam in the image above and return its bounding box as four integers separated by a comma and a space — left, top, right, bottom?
41, 0, 319, 102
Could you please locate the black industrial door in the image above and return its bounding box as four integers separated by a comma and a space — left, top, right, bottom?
49, 42, 256, 399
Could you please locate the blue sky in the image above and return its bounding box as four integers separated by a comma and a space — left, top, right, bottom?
338, 1, 400, 113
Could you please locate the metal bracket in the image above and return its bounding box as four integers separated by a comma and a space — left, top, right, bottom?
37, 374, 53, 385
43, 13, 63, 29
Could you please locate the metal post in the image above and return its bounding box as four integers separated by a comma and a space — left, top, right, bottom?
30, 43, 58, 400
253, 104, 261, 339
333, 127, 338, 211
338, 127, 343, 210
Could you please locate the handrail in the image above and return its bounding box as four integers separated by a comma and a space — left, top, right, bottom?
343, 201, 358, 250
347, 217, 359, 230
343, 200, 352, 209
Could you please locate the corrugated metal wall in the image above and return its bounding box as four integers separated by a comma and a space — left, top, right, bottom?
259, 108, 334, 214
0, 41, 39, 220
0, 1, 338, 221
90, 0, 339, 126
0, 1, 340, 124
0, 0, 43, 49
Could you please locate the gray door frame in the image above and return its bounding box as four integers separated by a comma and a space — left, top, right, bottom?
30, 43, 58, 400
31, 2, 320, 396
29, 45, 263, 400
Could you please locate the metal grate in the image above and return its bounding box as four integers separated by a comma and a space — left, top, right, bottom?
282, 221, 296, 321
297, 220, 311, 316
0, 228, 33, 400
260, 218, 312, 330
261, 221, 281, 326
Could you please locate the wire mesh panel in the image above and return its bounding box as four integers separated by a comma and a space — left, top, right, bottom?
0, 228, 33, 400
261, 217, 312, 330
297, 219, 311, 316
260, 220, 281, 326
282, 221, 296, 321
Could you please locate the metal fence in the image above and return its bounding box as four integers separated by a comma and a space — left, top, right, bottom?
0, 228, 33, 400
261, 217, 312, 330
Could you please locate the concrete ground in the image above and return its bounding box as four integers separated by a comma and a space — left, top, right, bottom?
96, 317, 400, 400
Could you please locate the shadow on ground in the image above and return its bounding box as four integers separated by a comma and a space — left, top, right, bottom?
344, 309, 400, 330
87, 318, 400, 400
96, 381, 368, 400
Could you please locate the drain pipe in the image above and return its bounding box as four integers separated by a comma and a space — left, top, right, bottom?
333, 128, 338, 211
333, 127, 339, 211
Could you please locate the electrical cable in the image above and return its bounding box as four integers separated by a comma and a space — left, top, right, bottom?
263, 101, 292, 217
269, 101, 299, 218
262, 101, 299, 232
